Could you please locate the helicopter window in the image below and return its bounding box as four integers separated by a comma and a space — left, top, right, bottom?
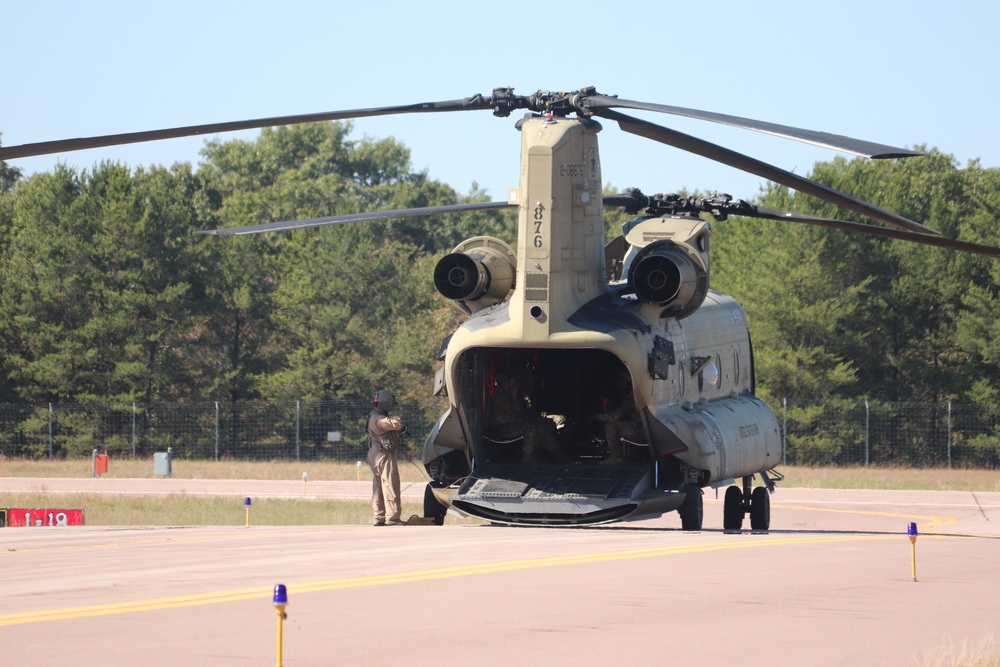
698, 359, 719, 393
697, 232, 709, 253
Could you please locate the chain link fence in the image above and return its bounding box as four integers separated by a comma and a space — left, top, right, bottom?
773, 399, 1000, 468
2, 399, 998, 467
0, 401, 445, 462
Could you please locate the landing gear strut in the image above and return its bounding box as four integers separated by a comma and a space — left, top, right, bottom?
722, 474, 771, 532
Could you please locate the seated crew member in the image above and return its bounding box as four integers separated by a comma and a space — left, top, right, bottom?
592, 371, 645, 463
487, 372, 561, 463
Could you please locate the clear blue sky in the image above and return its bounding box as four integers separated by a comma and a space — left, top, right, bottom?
3, 1, 997, 206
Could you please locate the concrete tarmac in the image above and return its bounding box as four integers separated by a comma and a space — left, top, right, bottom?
2, 481, 998, 666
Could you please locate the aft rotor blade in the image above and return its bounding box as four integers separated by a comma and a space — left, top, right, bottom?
747, 207, 1000, 259
199, 200, 514, 237
585, 95, 922, 159
599, 109, 939, 236
0, 96, 494, 161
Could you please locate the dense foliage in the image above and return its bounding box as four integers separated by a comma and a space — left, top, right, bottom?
712, 149, 1000, 406
0, 123, 512, 420
2, 125, 999, 431
709, 150, 1000, 464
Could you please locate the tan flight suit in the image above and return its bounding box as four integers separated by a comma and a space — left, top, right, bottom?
367, 409, 404, 525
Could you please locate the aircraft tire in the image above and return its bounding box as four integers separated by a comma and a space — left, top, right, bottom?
679, 484, 703, 531
749, 486, 770, 531
723, 485, 744, 531
423, 483, 447, 526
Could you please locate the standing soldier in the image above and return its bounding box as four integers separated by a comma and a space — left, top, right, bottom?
367, 389, 407, 526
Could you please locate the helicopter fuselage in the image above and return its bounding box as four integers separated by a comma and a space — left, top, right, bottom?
423, 115, 780, 526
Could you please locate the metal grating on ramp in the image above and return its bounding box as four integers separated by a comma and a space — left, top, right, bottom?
549, 478, 620, 498
478, 478, 530, 498
460, 463, 650, 502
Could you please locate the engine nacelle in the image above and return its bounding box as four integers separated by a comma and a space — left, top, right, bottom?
623, 217, 710, 319
433, 236, 516, 315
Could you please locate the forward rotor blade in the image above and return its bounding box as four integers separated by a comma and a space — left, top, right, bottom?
749, 207, 1000, 259
584, 95, 922, 159
599, 108, 940, 236
0, 96, 493, 161
199, 201, 514, 237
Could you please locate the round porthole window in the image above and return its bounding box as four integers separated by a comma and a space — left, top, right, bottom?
699, 360, 719, 393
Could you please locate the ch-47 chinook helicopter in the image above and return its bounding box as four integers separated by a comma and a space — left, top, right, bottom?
5, 87, 1000, 530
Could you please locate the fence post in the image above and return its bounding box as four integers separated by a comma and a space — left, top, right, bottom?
215, 401, 220, 461
782, 397, 787, 466
864, 399, 870, 467
296, 400, 301, 463
947, 401, 952, 468
132, 402, 137, 460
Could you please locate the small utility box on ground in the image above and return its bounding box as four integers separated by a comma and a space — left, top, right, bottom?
154, 448, 173, 476
92, 450, 109, 477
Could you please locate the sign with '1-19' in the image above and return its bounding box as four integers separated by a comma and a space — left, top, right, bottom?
5, 508, 85, 527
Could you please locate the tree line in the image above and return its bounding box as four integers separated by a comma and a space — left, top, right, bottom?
0, 123, 509, 420
2, 123, 999, 427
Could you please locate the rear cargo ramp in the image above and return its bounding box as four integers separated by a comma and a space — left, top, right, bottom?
453, 463, 685, 525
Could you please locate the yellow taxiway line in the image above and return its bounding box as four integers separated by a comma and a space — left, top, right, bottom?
0, 529, 948, 628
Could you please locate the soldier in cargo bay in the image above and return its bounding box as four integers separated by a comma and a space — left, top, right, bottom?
486, 371, 561, 463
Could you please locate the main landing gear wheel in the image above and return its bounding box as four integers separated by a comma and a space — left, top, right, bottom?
749, 486, 770, 531
423, 483, 447, 526
723, 485, 744, 531
679, 483, 703, 531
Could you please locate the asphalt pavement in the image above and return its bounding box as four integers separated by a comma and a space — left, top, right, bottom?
2, 482, 998, 666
